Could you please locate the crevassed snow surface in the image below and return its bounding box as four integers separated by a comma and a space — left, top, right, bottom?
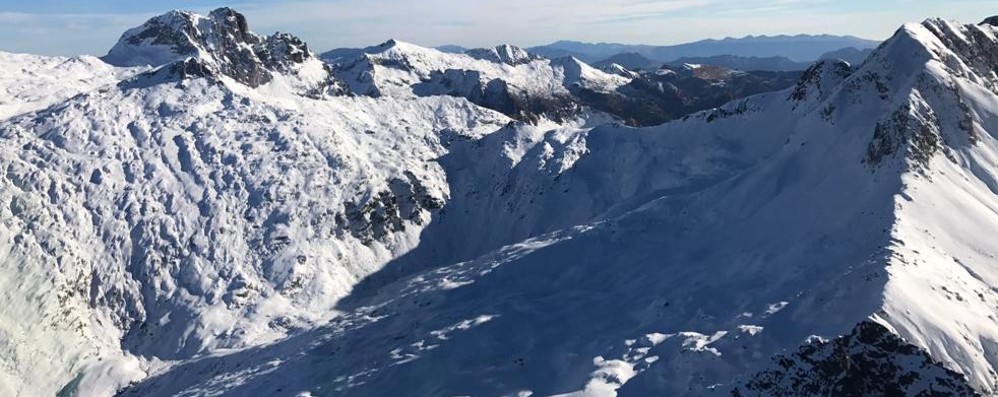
0, 9, 996, 397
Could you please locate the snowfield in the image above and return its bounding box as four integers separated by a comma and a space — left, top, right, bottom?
0, 53, 147, 120
0, 7, 996, 397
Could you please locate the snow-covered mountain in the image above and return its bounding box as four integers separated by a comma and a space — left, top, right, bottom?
102, 7, 336, 93
0, 53, 146, 120
325, 41, 800, 127
0, 7, 997, 397
326, 39, 631, 124
0, 8, 507, 396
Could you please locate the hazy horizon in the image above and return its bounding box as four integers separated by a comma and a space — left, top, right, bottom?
0, 0, 994, 56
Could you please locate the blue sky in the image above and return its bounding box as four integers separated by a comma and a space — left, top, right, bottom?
0, 0, 994, 56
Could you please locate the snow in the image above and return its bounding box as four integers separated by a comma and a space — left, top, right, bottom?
102, 10, 208, 68
0, 52, 145, 120
0, 8, 997, 397
0, 55, 508, 396
465, 45, 539, 65
334, 39, 630, 101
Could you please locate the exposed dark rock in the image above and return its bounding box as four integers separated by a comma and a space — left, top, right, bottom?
117, 58, 220, 90
409, 63, 797, 127
865, 104, 941, 172
615, 66, 798, 126
922, 20, 998, 92
732, 321, 981, 397
337, 174, 443, 245
788, 59, 853, 103
412, 68, 581, 125
103, 8, 331, 90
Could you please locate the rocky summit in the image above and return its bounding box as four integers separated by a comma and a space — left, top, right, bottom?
0, 7, 996, 397
104, 8, 322, 88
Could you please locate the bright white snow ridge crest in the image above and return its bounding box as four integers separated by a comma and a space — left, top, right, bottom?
0, 7, 996, 397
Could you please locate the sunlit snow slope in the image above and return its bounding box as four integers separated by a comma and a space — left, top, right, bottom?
0, 8, 996, 397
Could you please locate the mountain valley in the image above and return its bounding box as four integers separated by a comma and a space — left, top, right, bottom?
0, 7, 996, 397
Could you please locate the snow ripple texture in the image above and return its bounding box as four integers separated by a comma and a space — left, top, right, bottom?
0, 8, 995, 397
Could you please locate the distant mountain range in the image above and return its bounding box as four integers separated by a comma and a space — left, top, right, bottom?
528, 34, 880, 63
338, 35, 879, 74
590, 46, 877, 73
10, 9, 998, 397
435, 44, 468, 54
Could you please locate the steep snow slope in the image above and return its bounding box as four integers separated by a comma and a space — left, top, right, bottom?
113, 65, 907, 397
2, 8, 997, 397
0, 9, 511, 397
116, 17, 998, 397
0, 72, 509, 397
868, 18, 998, 392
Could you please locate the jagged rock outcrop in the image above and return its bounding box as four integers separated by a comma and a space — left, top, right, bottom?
788, 59, 853, 103
103, 7, 335, 90
2, 8, 997, 397
338, 174, 444, 245
733, 321, 981, 397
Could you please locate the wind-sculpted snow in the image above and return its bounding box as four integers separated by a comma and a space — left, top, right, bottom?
120, 16, 998, 397
118, 84, 909, 395
0, 53, 146, 120
1, 8, 997, 397
0, 26, 507, 393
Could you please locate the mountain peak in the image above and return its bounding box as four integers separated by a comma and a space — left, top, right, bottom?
103, 7, 320, 88
365, 39, 435, 57
980, 15, 998, 26
376, 38, 419, 50
465, 44, 540, 65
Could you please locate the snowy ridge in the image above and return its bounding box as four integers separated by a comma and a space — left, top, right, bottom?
598, 63, 641, 79
868, 18, 998, 392
0, 8, 996, 397
465, 44, 540, 66
334, 39, 629, 98
0, 53, 146, 120
328, 39, 800, 127
115, 16, 997, 397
